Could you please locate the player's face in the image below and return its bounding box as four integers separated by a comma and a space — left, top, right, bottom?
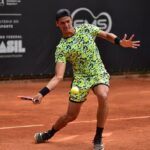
56, 16, 74, 37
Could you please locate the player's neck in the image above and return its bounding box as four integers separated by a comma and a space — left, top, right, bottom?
63, 27, 75, 38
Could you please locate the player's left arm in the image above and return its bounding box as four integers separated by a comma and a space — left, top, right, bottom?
97, 30, 140, 49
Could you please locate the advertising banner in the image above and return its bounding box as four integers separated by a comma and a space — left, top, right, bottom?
0, 0, 149, 78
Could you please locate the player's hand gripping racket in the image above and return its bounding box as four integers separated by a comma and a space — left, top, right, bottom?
17, 96, 40, 104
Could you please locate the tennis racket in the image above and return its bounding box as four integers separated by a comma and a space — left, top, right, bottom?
17, 95, 39, 104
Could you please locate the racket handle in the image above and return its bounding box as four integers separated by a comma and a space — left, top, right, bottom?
32, 99, 40, 104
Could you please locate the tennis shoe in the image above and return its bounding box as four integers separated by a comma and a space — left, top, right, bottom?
93, 143, 104, 150
34, 129, 56, 144
93, 139, 104, 150
34, 132, 50, 143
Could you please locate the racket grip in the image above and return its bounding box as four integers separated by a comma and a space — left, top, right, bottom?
32, 99, 40, 104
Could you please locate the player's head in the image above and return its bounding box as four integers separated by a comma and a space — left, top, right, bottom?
56, 9, 71, 21
56, 9, 74, 36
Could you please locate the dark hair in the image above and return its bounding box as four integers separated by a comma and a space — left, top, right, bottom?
56, 9, 71, 21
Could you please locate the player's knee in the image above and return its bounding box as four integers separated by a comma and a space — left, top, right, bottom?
97, 92, 108, 100
96, 92, 109, 108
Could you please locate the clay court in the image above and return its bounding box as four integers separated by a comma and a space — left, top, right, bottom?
0, 76, 150, 150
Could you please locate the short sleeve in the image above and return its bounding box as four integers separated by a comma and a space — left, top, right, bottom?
55, 47, 66, 63
84, 24, 101, 37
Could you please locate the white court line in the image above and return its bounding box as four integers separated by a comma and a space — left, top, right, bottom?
109, 116, 150, 121
103, 132, 112, 137
1, 116, 149, 130
71, 115, 150, 124
0, 124, 44, 130
139, 91, 150, 94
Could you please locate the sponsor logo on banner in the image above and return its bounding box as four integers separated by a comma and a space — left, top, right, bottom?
0, 0, 25, 58
71, 7, 112, 32
0, 0, 4, 6
0, 40, 25, 54
0, 35, 26, 58
6, 0, 21, 6
0, 0, 21, 6
0, 19, 20, 29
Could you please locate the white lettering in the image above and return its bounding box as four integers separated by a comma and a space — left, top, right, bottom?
0, 40, 26, 53
97, 19, 107, 30
0, 24, 13, 28
71, 8, 112, 32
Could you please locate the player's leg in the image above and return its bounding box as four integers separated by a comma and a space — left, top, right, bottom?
34, 101, 83, 143
34, 77, 90, 144
53, 101, 83, 130
92, 84, 109, 150
51, 81, 90, 131
93, 84, 109, 127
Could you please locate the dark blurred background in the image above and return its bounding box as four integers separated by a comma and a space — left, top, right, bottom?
0, 0, 149, 79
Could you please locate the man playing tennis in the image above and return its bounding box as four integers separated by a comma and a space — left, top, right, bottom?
32, 9, 140, 150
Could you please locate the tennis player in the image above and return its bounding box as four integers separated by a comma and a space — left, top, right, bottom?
32, 9, 140, 150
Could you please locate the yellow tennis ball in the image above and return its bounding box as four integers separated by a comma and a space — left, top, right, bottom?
71, 86, 79, 94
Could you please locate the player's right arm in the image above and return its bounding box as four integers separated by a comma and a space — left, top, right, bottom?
32, 62, 66, 103
46, 62, 66, 90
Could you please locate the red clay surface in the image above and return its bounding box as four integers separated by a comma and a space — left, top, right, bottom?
0, 76, 150, 150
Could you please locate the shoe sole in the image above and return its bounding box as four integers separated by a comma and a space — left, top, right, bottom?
93, 144, 104, 150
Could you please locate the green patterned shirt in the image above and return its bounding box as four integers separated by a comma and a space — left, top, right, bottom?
55, 23, 108, 77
